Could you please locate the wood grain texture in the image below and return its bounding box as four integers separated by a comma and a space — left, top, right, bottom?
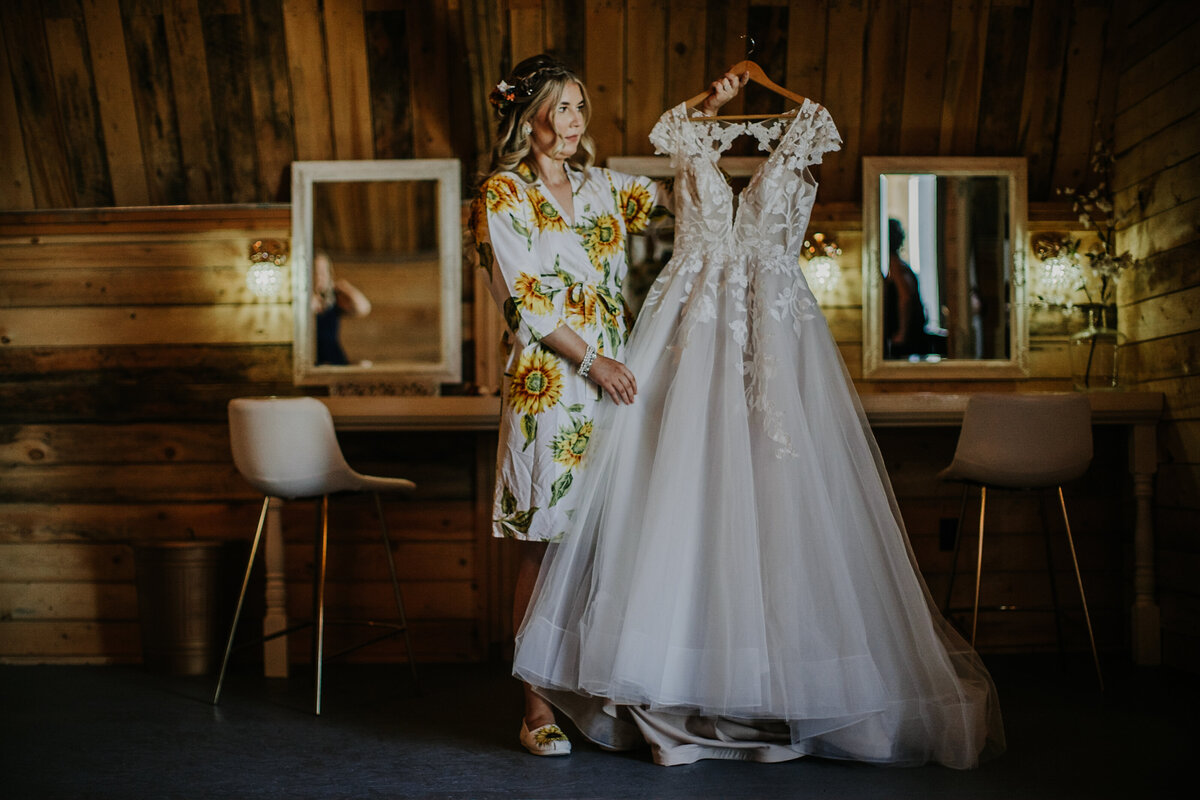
584, 0, 626, 161
281, 0, 334, 162
43, 15, 114, 207
0, 26, 35, 209
324, 0, 374, 160
3, 2, 75, 207
159, 0, 219, 203
82, 0, 149, 205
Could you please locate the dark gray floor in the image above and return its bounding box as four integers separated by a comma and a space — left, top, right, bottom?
1, 654, 1192, 799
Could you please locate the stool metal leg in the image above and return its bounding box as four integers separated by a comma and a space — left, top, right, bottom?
213, 496, 271, 705
1039, 490, 1066, 653
313, 495, 330, 715
971, 486, 987, 648
944, 485, 969, 613
1058, 486, 1104, 692
373, 492, 419, 684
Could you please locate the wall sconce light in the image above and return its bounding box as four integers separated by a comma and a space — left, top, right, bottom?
802, 232, 842, 297
1030, 232, 1082, 308
247, 238, 289, 298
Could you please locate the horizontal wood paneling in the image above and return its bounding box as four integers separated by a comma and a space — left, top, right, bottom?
1115, 2, 1200, 672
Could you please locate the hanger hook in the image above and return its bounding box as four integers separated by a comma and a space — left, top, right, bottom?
740, 34, 756, 59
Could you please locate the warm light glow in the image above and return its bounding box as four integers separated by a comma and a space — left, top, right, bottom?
246, 238, 289, 299
802, 232, 842, 299
247, 261, 285, 297
1037, 254, 1083, 307
806, 255, 841, 293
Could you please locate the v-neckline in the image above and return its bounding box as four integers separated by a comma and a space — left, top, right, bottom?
536, 167, 579, 227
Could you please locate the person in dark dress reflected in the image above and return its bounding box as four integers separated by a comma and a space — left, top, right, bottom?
312, 250, 372, 366
883, 218, 930, 359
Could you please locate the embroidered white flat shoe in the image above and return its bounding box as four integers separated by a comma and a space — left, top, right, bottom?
520, 720, 572, 756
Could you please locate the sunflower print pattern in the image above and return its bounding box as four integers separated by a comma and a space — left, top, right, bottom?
472, 165, 670, 541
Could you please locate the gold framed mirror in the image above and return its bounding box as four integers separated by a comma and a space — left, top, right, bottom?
291, 159, 461, 389
862, 157, 1029, 380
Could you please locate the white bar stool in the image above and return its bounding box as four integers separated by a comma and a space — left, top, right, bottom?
939, 392, 1103, 690
213, 396, 418, 714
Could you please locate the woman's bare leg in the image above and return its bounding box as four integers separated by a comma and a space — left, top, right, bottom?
514, 541, 556, 728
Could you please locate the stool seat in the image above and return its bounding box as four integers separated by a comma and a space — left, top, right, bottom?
939, 393, 1092, 488
214, 396, 418, 714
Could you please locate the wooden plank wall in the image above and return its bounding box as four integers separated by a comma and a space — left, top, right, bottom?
2, 0, 1122, 210
0, 208, 484, 664
1113, 0, 1200, 671
0, 0, 472, 210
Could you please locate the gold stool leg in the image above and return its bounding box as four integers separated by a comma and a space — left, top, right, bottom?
1058, 486, 1104, 692
213, 496, 270, 705
313, 495, 330, 714
971, 486, 987, 648
373, 492, 419, 685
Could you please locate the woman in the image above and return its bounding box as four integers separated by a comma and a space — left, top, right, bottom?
471, 54, 745, 756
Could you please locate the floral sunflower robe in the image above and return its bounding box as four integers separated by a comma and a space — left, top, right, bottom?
472, 162, 669, 541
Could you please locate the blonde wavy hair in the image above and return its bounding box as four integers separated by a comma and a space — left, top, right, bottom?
483, 54, 595, 184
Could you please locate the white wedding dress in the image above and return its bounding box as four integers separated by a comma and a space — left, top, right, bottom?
512, 101, 1005, 768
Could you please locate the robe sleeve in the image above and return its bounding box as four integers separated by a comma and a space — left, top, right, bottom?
471, 174, 567, 348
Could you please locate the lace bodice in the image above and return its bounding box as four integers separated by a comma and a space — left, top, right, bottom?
648, 100, 841, 266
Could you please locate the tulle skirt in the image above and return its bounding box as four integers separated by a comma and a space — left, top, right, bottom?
512, 249, 1005, 768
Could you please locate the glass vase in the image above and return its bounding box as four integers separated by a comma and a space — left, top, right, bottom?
1069, 305, 1124, 391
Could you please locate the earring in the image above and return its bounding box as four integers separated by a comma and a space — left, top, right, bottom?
521, 122, 532, 136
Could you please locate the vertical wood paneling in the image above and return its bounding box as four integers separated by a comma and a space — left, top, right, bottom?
938, 0, 989, 155
202, 11, 259, 202
82, 0, 149, 205
858, 0, 908, 159
509, 0, 545, 62
122, 5, 187, 204
365, 8, 413, 159
543, 0, 584, 65
705, 0, 749, 118
584, 0, 625, 161
665, 0, 706, 110
745, 3, 789, 118
1050, 0, 1107, 191
899, 0, 950, 155
43, 13, 114, 207
820, 0, 868, 200
408, 0, 455, 158
975, 0, 1032, 155
2, 2, 75, 207
324, 0, 374, 160
625, 0, 668, 153
163, 0, 220, 202
0, 25, 35, 209
281, 0, 334, 162
244, 0, 294, 201
785, 0, 828, 101
0, 0, 1151, 210
1017, 0, 1071, 198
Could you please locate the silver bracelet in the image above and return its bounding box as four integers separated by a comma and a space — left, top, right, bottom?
577, 345, 598, 378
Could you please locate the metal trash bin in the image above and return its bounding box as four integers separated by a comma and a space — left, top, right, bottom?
133, 541, 224, 676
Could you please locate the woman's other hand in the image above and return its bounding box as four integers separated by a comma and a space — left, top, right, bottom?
587, 355, 637, 405
699, 70, 750, 116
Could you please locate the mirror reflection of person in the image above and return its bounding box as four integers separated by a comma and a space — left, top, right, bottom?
311, 250, 372, 366
883, 218, 929, 359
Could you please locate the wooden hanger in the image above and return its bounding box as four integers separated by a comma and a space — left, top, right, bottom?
685, 60, 815, 122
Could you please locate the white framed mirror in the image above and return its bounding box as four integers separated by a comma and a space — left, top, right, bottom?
862, 156, 1029, 380
292, 159, 462, 388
